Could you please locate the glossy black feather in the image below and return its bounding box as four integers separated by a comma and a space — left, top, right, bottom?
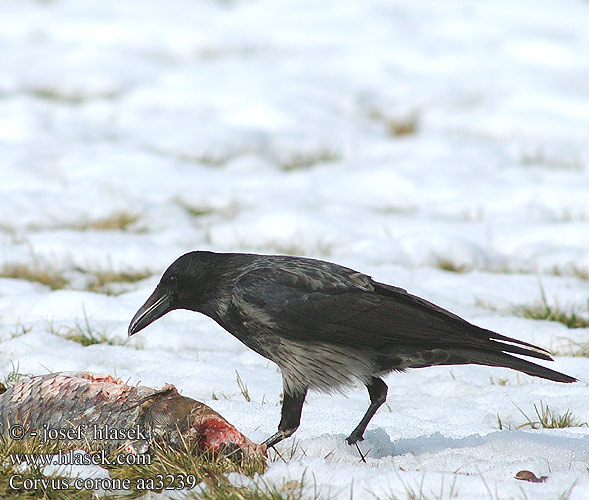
233, 259, 574, 377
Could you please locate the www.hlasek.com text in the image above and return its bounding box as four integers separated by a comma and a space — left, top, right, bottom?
9, 448, 151, 467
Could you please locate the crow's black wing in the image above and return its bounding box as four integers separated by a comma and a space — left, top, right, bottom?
232, 265, 551, 360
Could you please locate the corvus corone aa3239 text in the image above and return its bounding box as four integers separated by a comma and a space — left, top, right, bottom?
128, 251, 576, 447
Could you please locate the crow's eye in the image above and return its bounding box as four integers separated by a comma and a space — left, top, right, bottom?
162, 274, 177, 287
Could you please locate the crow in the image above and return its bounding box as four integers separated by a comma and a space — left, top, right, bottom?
128, 251, 576, 447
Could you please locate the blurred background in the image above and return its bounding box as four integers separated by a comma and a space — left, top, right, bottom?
2, 0, 588, 281
0, 0, 588, 339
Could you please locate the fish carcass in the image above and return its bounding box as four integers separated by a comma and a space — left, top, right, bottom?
0, 372, 265, 460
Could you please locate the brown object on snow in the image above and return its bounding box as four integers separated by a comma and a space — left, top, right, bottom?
0, 371, 265, 461
515, 470, 548, 483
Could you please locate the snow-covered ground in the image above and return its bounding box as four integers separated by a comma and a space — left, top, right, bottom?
1, 0, 588, 498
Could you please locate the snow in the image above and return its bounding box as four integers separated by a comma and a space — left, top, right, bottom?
1, 0, 588, 498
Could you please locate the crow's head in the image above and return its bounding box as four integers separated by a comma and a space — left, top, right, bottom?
128, 251, 215, 336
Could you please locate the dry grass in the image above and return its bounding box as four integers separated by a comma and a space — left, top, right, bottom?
85, 269, 152, 295
49, 312, 128, 348
0, 263, 68, 290
551, 339, 589, 358
0, 435, 272, 500
108, 439, 267, 495
181, 204, 216, 218
190, 476, 312, 500
235, 370, 252, 402
0, 438, 95, 499
28, 86, 121, 105
374, 471, 459, 500
514, 401, 587, 430
8, 323, 33, 340
386, 115, 419, 137
262, 241, 332, 257
279, 150, 340, 172
498, 401, 586, 431
434, 257, 470, 274
1, 262, 151, 296
176, 198, 240, 220
0, 362, 32, 394
433, 256, 515, 275
366, 109, 420, 137
70, 211, 142, 232
429, 256, 589, 280
489, 376, 510, 386
22, 210, 144, 233
52, 325, 114, 347
175, 151, 231, 167
516, 286, 589, 329
235, 238, 332, 258
521, 149, 584, 171
1, 368, 288, 499
548, 264, 589, 281
108, 439, 316, 500
167, 145, 340, 171
558, 481, 579, 500
477, 284, 589, 331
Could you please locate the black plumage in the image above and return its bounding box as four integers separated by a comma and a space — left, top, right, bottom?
128, 251, 576, 447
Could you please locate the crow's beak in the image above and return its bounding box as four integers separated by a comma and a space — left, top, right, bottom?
128, 289, 173, 336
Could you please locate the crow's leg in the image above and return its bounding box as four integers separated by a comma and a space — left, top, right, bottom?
346, 377, 388, 445
262, 388, 307, 448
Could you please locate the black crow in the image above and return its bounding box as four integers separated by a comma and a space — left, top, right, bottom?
128, 251, 576, 447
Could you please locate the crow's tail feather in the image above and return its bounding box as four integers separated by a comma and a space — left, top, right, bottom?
473, 350, 577, 383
